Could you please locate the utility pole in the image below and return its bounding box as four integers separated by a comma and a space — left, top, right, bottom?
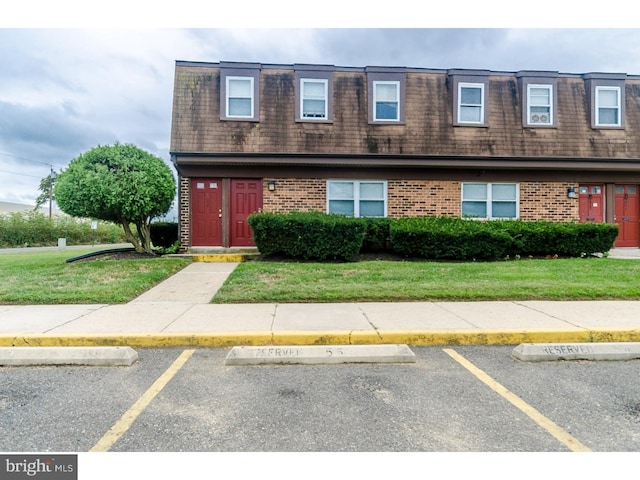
49, 166, 55, 219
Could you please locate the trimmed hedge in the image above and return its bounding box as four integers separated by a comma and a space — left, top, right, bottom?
247, 212, 619, 262
390, 216, 513, 260
391, 217, 619, 260
248, 211, 366, 261
150, 222, 179, 248
493, 220, 620, 258
361, 217, 392, 253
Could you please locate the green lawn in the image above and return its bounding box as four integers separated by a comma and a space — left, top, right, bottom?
3, 249, 640, 305
0, 249, 191, 304
211, 257, 640, 303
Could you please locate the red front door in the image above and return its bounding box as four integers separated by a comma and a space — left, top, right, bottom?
230, 179, 262, 247
191, 178, 222, 246
615, 185, 639, 247
578, 185, 604, 223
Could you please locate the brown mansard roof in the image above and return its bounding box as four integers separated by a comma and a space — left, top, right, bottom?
170, 61, 640, 162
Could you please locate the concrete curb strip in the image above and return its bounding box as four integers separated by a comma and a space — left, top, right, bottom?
0, 329, 640, 348
0, 346, 139, 366
512, 342, 640, 362
225, 344, 416, 365
2, 328, 640, 348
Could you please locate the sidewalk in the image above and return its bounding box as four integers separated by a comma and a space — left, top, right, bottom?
1, 255, 640, 348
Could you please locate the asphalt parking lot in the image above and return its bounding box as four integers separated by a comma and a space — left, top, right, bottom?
1, 346, 639, 454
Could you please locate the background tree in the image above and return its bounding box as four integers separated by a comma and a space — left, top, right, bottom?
34, 173, 55, 212
34, 169, 61, 218
54, 143, 176, 254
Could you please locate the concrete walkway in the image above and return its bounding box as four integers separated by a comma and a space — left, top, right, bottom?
1, 251, 640, 348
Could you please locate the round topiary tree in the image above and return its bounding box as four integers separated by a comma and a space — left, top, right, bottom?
54, 143, 176, 254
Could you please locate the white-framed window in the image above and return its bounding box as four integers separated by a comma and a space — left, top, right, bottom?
327, 180, 387, 218
373, 81, 400, 121
595, 86, 621, 126
461, 183, 519, 219
458, 83, 484, 124
527, 84, 553, 125
301, 78, 328, 119
226, 76, 254, 118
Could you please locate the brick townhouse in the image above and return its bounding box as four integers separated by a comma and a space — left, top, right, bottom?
169, 60, 640, 251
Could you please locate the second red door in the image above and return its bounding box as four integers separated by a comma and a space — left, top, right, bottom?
230, 179, 262, 247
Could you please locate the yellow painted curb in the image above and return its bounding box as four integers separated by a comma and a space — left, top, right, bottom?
271, 331, 356, 345
193, 254, 246, 262
376, 329, 597, 345
0, 333, 272, 348
1, 329, 639, 348
588, 328, 640, 342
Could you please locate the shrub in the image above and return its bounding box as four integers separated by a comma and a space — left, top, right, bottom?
361, 217, 393, 253
494, 220, 619, 257
390, 216, 512, 260
0, 212, 126, 247
155, 240, 181, 255
248, 213, 618, 262
150, 222, 179, 248
248, 211, 366, 261
391, 217, 619, 260
490, 220, 555, 256
569, 222, 619, 256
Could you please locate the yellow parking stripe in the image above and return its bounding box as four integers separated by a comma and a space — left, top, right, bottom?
90, 349, 195, 452
443, 348, 592, 452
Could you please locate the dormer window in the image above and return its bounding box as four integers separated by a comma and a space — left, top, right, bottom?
595, 86, 621, 127
226, 76, 254, 118
366, 67, 406, 124
449, 69, 490, 127
527, 85, 552, 125
458, 83, 484, 124
584, 73, 626, 129
301, 79, 328, 119
220, 62, 260, 122
517, 71, 558, 128
374, 81, 400, 121
294, 64, 333, 123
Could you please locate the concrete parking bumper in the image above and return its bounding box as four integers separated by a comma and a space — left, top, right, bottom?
512, 342, 640, 362
224, 344, 417, 366
0, 346, 139, 366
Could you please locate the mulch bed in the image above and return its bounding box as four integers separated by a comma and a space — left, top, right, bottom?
67, 249, 160, 262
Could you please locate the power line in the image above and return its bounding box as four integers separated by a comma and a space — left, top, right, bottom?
0, 169, 43, 179
0, 151, 53, 168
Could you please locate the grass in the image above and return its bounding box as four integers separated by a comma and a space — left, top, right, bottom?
0, 249, 191, 304
3, 249, 640, 305
211, 257, 640, 303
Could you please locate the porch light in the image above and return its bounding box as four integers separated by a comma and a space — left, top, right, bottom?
567, 187, 577, 199
267, 180, 276, 191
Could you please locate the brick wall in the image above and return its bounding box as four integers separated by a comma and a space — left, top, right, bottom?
178, 176, 190, 251
260, 178, 579, 221
388, 180, 461, 217
520, 181, 579, 221
262, 178, 326, 212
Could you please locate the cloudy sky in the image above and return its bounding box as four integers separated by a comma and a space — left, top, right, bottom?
2, 3, 639, 219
